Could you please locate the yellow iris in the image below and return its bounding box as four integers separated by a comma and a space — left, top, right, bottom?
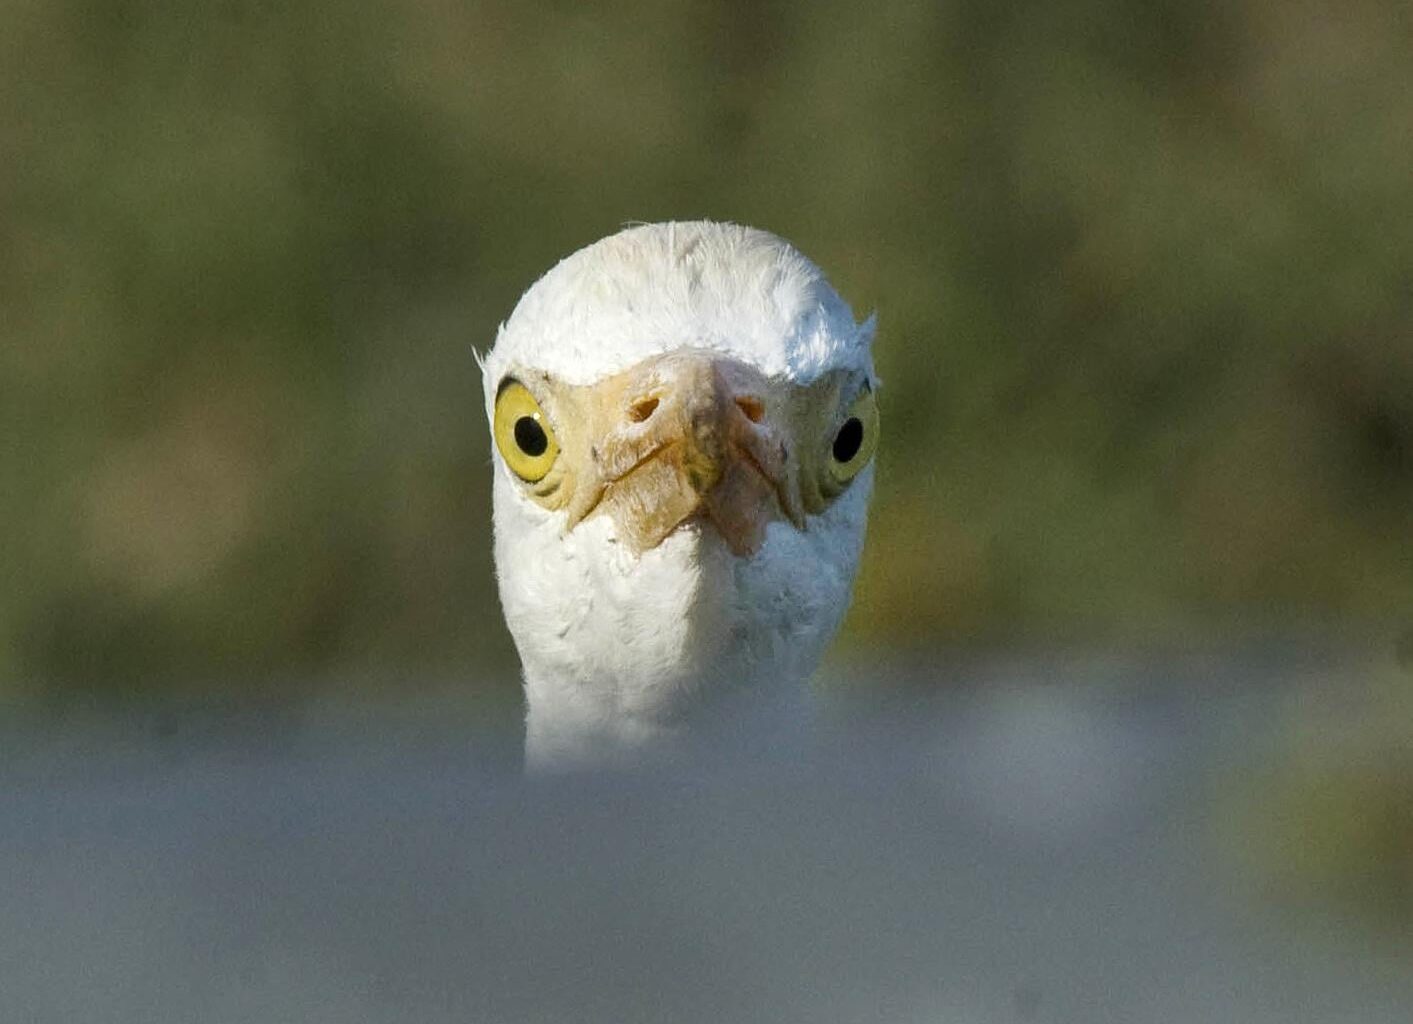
822, 386, 879, 495
493, 380, 560, 482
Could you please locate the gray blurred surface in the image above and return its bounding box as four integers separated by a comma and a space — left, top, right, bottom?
3, 655, 1411, 1024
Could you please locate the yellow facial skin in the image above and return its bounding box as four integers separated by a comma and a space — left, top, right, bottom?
491, 350, 877, 556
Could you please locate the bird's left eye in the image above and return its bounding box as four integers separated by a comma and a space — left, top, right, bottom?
822, 386, 879, 496
494, 380, 560, 482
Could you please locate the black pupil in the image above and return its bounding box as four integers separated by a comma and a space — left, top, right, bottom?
514, 415, 549, 457
833, 417, 864, 463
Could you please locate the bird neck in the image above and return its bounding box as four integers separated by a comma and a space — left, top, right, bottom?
521, 661, 814, 771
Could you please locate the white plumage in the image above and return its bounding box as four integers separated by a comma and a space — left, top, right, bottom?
483, 222, 878, 768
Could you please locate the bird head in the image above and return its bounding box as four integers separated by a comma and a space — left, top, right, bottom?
482, 222, 878, 766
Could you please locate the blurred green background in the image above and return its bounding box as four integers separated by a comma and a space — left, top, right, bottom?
4, 0, 1410, 703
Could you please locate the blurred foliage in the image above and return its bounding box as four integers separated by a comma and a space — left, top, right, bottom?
3, 0, 1411, 699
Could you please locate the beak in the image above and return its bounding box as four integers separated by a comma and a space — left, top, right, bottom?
564, 351, 804, 556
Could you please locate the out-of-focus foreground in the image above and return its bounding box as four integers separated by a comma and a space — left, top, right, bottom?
3, 655, 1412, 1023
5, 0, 1410, 699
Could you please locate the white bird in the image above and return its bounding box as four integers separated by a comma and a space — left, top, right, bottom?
481, 222, 878, 768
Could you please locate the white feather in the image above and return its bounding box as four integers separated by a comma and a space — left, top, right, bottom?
481, 221, 873, 398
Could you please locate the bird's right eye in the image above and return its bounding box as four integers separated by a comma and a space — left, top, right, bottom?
494, 380, 560, 482
820, 385, 879, 498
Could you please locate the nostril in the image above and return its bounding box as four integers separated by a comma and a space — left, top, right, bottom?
735, 396, 765, 424
627, 396, 660, 423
